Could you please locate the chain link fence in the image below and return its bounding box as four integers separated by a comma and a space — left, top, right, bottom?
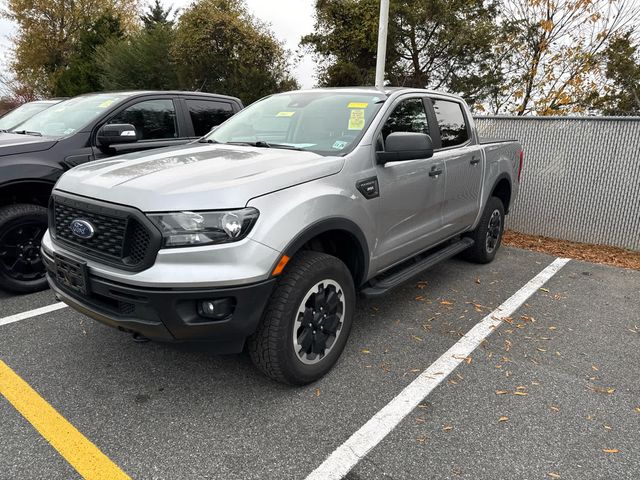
475, 116, 640, 251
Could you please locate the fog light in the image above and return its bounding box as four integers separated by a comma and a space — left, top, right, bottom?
197, 298, 235, 320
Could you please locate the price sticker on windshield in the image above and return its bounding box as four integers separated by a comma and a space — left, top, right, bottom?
348, 102, 369, 109
98, 99, 115, 108
276, 111, 296, 117
348, 109, 365, 130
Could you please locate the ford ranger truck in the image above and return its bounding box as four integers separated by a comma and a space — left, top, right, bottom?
42, 88, 522, 385
0, 91, 242, 293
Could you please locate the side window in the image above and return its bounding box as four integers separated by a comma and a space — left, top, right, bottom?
381, 98, 429, 143
431, 99, 469, 148
109, 99, 177, 140
186, 100, 234, 136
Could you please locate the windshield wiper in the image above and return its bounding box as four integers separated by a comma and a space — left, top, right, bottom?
225, 141, 305, 151
12, 129, 42, 136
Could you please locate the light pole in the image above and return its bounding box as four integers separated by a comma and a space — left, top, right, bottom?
374, 0, 390, 89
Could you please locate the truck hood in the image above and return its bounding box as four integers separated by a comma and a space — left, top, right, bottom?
0, 132, 58, 157
55, 143, 345, 211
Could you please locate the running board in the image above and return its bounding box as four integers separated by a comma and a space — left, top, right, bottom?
360, 238, 474, 298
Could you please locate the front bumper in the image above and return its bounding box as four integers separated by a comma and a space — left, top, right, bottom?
43, 249, 276, 352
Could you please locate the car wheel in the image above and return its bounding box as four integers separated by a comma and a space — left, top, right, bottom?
461, 196, 505, 264
248, 250, 355, 385
0, 204, 49, 294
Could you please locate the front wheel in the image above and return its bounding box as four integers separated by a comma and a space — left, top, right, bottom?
0, 204, 49, 294
461, 196, 505, 264
248, 251, 356, 385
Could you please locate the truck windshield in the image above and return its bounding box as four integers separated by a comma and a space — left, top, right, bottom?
206, 91, 386, 155
12, 93, 129, 138
0, 101, 59, 131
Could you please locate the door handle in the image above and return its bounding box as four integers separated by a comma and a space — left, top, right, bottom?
470, 157, 480, 165
429, 167, 443, 177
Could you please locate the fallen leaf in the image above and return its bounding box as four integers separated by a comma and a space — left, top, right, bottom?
440, 300, 453, 306
475, 278, 481, 284
513, 391, 528, 396
540, 287, 550, 293
443, 425, 453, 432
411, 335, 423, 342
548, 326, 557, 330
415, 295, 425, 301
416, 281, 428, 289
635, 407, 640, 413
495, 390, 509, 395
360, 348, 370, 354
550, 405, 560, 412
498, 416, 509, 422
465, 356, 472, 364
602, 449, 620, 454
603, 425, 612, 431
515, 385, 527, 390
537, 347, 547, 352
592, 365, 599, 371
315, 388, 321, 397
416, 434, 428, 443
547, 473, 561, 479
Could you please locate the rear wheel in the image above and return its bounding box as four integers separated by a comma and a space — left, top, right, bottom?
248, 251, 355, 385
0, 204, 49, 293
461, 196, 505, 264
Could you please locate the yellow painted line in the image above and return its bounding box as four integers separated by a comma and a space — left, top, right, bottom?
0, 359, 130, 480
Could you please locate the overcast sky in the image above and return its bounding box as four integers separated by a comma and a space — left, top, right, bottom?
0, 0, 318, 88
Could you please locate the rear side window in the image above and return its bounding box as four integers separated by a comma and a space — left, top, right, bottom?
186, 100, 234, 136
430, 99, 469, 148
109, 99, 177, 140
381, 98, 429, 142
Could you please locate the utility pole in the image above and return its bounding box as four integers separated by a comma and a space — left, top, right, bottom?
375, 0, 390, 89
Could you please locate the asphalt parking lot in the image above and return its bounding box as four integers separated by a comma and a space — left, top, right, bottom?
1, 246, 638, 480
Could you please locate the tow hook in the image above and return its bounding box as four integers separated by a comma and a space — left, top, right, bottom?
132, 332, 149, 343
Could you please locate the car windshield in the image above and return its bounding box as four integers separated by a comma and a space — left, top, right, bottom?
12, 93, 130, 137
0, 102, 58, 131
206, 91, 386, 155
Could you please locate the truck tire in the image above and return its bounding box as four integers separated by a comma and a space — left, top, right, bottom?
461, 196, 505, 264
248, 250, 356, 385
0, 204, 49, 294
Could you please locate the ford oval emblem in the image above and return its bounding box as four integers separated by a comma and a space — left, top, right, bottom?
70, 219, 96, 239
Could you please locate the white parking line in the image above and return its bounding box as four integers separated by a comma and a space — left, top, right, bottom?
0, 302, 68, 327
306, 257, 571, 480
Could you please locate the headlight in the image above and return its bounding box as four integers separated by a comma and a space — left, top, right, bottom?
147, 208, 259, 248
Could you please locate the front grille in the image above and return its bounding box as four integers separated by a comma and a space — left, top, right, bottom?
51, 194, 159, 271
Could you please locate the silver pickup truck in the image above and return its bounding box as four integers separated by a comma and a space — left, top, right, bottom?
42, 87, 523, 384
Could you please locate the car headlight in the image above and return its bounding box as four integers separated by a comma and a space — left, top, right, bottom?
147, 208, 259, 248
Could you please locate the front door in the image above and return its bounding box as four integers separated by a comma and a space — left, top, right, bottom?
374, 97, 447, 270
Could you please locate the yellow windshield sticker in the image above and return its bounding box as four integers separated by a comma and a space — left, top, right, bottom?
98, 99, 115, 108
276, 111, 296, 117
348, 102, 369, 109
348, 109, 365, 130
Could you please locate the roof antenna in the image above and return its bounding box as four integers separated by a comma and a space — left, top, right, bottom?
375, 0, 390, 90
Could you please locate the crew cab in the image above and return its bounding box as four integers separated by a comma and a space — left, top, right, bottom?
0, 91, 242, 293
43, 87, 522, 384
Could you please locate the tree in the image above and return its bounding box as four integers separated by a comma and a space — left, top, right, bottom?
51, 14, 125, 96
171, 0, 298, 104
491, 0, 640, 115
301, 0, 502, 105
595, 32, 640, 115
2, 0, 139, 95
97, 2, 179, 90
140, 0, 174, 30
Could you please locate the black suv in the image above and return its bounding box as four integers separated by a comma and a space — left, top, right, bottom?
0, 91, 243, 293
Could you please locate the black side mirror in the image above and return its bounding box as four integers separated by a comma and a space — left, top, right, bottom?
376, 132, 434, 164
97, 124, 138, 146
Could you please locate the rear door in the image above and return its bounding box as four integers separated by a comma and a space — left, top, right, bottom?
427, 97, 483, 236
181, 98, 238, 139
374, 96, 447, 269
